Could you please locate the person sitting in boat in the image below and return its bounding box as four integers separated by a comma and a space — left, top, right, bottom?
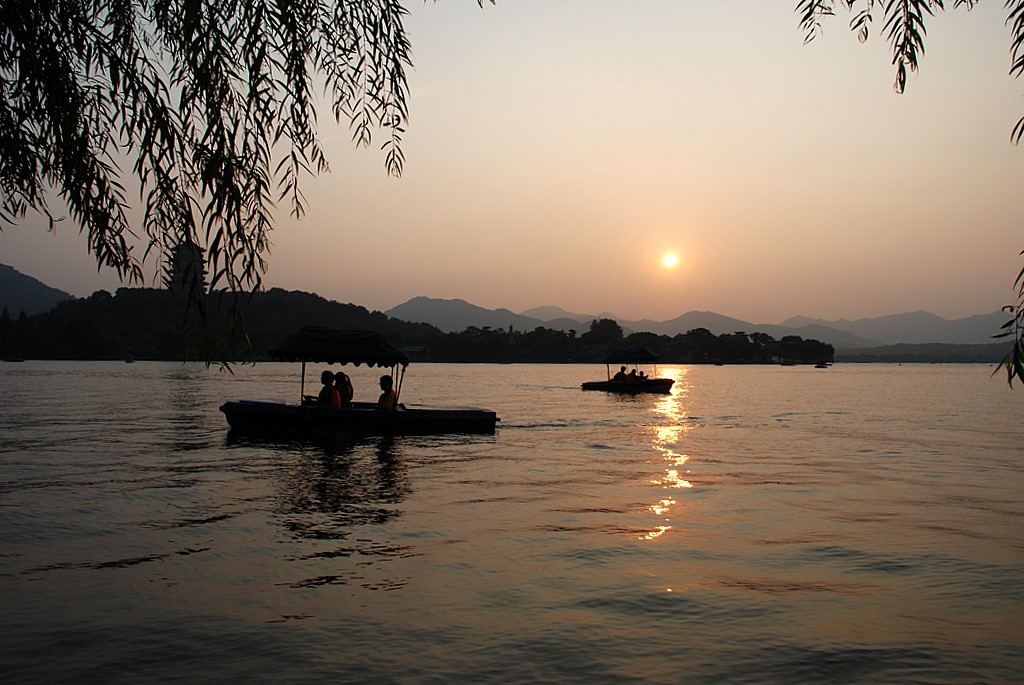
334, 371, 354, 407
612, 366, 628, 382
638, 371, 647, 381
317, 370, 341, 407
627, 369, 638, 381
377, 374, 398, 411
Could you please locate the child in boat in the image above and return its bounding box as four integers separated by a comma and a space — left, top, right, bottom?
334, 372, 354, 407
318, 370, 341, 407
377, 374, 398, 410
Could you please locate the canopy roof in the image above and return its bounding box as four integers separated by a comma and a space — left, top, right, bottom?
269, 327, 410, 367
604, 347, 660, 364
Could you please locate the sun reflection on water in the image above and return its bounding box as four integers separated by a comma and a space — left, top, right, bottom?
640, 367, 694, 540
641, 525, 671, 541
651, 498, 675, 515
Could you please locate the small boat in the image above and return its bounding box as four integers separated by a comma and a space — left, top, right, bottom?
220, 327, 499, 437
581, 346, 674, 394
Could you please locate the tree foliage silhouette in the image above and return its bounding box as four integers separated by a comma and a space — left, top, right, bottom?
1, 0, 436, 304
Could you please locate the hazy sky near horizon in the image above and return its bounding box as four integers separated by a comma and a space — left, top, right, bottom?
1, 1, 1022, 324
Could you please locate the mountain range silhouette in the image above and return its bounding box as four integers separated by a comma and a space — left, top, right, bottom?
0, 264, 1008, 350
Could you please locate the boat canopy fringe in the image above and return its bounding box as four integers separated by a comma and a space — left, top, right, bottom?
270, 327, 410, 367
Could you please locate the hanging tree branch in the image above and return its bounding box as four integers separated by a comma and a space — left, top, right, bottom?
0, 0, 417, 360
798, 0, 1024, 385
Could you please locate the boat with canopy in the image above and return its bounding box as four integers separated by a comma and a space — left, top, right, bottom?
220, 326, 499, 436
581, 346, 674, 394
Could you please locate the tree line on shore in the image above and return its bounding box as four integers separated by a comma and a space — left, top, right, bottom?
0, 287, 833, 366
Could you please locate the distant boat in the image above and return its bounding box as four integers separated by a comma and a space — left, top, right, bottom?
220, 327, 499, 437
581, 347, 674, 394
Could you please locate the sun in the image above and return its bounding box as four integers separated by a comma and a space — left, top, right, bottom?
661, 252, 679, 269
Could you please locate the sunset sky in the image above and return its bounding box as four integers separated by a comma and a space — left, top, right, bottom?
2, 1, 1022, 324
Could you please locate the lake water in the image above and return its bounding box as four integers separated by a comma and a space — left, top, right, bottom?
1, 361, 1021, 684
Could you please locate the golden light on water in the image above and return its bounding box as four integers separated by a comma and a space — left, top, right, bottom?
639, 368, 695, 541
651, 498, 676, 515
641, 525, 671, 540
662, 469, 693, 489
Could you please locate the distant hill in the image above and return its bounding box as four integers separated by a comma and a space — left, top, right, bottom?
5, 286, 440, 361
0, 263, 75, 316
835, 342, 1012, 364
386, 296, 549, 333
780, 310, 1007, 346
519, 305, 592, 322
625, 310, 765, 337
749, 323, 880, 349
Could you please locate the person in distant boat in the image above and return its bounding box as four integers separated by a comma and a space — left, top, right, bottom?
638, 371, 647, 381
627, 369, 638, 381
318, 370, 341, 407
377, 374, 398, 411
334, 371, 354, 407
612, 366, 628, 382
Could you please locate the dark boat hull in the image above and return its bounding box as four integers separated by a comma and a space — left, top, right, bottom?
581, 378, 674, 394
220, 400, 498, 437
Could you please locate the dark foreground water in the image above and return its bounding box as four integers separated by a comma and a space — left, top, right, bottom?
1, 361, 1021, 684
